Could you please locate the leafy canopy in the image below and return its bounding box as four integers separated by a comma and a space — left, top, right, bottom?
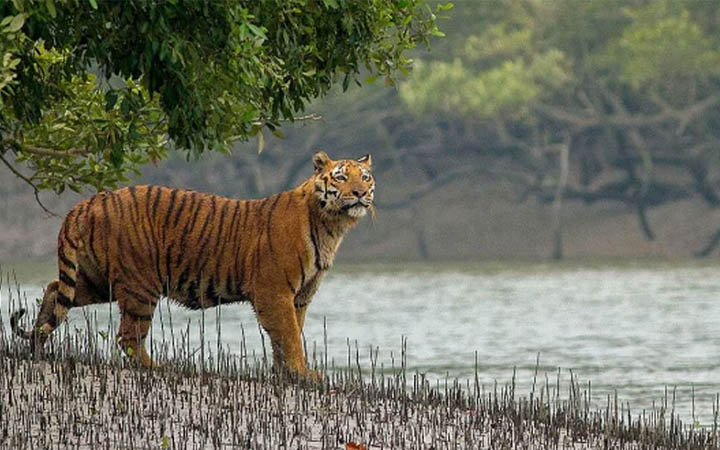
0, 0, 449, 196
400, 0, 720, 246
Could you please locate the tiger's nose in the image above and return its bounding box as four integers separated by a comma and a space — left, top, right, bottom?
352, 189, 366, 198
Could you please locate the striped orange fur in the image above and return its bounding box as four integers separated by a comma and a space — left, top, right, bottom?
11, 151, 375, 377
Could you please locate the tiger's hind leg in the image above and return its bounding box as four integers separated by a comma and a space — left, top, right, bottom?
11, 271, 111, 354
27, 233, 81, 350
9, 281, 61, 353
115, 283, 158, 368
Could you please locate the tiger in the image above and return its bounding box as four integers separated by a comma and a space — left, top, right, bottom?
11, 151, 375, 378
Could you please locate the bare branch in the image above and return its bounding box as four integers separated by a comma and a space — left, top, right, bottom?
534, 94, 720, 131
376, 165, 531, 210
696, 228, 720, 257
0, 151, 58, 217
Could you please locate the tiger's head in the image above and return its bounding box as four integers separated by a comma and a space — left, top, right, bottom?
312, 151, 375, 219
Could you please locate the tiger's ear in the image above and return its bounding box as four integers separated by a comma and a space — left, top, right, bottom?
357, 154, 372, 168
313, 151, 331, 173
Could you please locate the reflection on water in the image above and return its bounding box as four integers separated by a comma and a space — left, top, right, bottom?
2, 261, 719, 423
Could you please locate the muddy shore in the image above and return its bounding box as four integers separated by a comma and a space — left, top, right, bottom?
1, 350, 717, 450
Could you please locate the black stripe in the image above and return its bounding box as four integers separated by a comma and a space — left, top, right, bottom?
124, 188, 146, 263
59, 270, 76, 288
225, 272, 235, 298
171, 192, 189, 228
252, 199, 269, 275
135, 296, 157, 306
46, 314, 58, 328
128, 189, 160, 288
194, 196, 218, 274
72, 204, 85, 228
121, 286, 158, 306
242, 200, 251, 230
162, 188, 179, 230
58, 248, 76, 271
166, 193, 197, 289
110, 193, 127, 275
88, 210, 99, 263
63, 221, 77, 250
136, 213, 162, 288
205, 278, 221, 306
128, 186, 138, 212
150, 186, 162, 216
124, 310, 153, 322
285, 192, 293, 211
56, 291, 74, 308
210, 199, 230, 257
177, 269, 190, 293
101, 194, 111, 275
121, 220, 146, 275
309, 214, 322, 271
224, 201, 242, 292
185, 280, 202, 310
235, 201, 251, 292
285, 271, 297, 295
144, 185, 153, 217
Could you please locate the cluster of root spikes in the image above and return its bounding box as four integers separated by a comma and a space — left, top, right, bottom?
1, 272, 719, 449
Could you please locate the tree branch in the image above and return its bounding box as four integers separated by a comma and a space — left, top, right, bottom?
20, 144, 87, 157
696, 228, 720, 258
534, 94, 720, 131
2, 138, 87, 157
0, 151, 58, 217
376, 165, 531, 210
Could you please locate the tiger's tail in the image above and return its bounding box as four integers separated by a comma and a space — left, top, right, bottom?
10, 308, 33, 340
10, 280, 61, 352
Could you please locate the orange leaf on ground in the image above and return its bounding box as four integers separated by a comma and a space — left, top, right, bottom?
346, 443, 367, 450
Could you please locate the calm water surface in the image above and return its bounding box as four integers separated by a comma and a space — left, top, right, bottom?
2, 261, 719, 423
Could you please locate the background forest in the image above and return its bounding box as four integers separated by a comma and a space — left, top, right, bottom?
2, 0, 719, 261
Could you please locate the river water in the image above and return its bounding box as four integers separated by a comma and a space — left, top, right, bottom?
2, 260, 719, 424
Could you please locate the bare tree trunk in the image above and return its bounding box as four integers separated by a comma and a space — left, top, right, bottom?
411, 203, 429, 260
552, 136, 570, 261
696, 228, 720, 257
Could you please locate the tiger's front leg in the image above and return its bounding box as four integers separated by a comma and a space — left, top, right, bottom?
254, 292, 310, 377
115, 282, 159, 368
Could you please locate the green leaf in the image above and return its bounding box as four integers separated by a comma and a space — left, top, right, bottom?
5, 14, 26, 33
88, 0, 98, 10
46, 0, 57, 18
322, 0, 339, 9
364, 74, 378, 84
10, 0, 24, 12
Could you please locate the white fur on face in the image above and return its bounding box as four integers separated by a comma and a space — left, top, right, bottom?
347, 205, 367, 218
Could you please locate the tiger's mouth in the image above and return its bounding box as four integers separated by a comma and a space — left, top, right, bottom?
340, 200, 370, 218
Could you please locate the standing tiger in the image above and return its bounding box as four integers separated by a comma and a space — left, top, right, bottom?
11, 151, 375, 377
